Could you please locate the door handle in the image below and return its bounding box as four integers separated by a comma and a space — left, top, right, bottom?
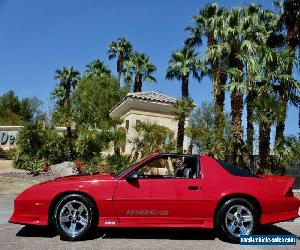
188, 186, 200, 190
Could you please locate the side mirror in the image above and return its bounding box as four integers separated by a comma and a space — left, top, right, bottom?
126, 170, 138, 181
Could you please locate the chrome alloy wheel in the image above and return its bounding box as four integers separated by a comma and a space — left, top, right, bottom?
59, 200, 89, 237
225, 205, 253, 237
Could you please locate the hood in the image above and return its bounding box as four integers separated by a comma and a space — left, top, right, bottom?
40, 173, 114, 184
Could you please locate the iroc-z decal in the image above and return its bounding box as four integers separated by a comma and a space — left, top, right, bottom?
126, 210, 169, 216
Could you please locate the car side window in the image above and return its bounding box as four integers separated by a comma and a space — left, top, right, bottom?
137, 155, 198, 179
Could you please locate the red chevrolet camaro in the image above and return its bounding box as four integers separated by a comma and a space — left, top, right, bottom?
9, 152, 300, 242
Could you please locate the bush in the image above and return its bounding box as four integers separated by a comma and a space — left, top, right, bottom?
0, 148, 17, 160
106, 154, 132, 174
75, 125, 119, 164
14, 120, 68, 170
6, 148, 17, 159
274, 136, 300, 174
0, 147, 6, 158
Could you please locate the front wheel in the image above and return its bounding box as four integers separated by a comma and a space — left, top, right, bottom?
215, 198, 258, 243
52, 194, 96, 241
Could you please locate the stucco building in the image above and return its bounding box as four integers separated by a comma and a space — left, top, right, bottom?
109, 91, 189, 154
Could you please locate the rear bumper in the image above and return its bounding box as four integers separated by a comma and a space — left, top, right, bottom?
260, 210, 299, 224
260, 197, 300, 224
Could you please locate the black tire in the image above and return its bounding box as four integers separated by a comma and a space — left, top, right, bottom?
215, 198, 258, 243
52, 194, 97, 241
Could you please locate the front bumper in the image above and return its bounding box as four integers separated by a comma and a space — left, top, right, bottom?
9, 197, 49, 226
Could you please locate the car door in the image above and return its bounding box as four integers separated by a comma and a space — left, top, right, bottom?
113, 155, 205, 225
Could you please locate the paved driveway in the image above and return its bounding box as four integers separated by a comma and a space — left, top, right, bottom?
0, 195, 299, 250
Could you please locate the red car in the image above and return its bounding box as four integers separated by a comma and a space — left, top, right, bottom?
9, 152, 300, 242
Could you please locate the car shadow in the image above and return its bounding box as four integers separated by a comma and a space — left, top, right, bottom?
256, 224, 296, 235
16, 226, 57, 238
15, 223, 297, 242
91, 228, 217, 241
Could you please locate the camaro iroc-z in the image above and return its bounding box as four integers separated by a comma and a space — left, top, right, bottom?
9, 152, 300, 242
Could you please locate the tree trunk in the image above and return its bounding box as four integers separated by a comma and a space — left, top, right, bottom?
66, 126, 73, 160
64, 82, 73, 160
258, 123, 271, 172
117, 71, 121, 88
275, 95, 288, 150
214, 70, 227, 148
117, 53, 124, 87
229, 48, 244, 164
133, 74, 142, 92
231, 89, 243, 164
181, 74, 189, 99
207, 35, 226, 131
246, 89, 255, 169
177, 116, 185, 152
274, 29, 297, 151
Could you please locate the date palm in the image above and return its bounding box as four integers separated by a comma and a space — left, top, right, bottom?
124, 52, 156, 92
173, 98, 195, 152
52, 67, 80, 160
274, 0, 300, 149
213, 4, 270, 163
108, 37, 133, 86
254, 94, 277, 172
261, 48, 299, 155
84, 60, 111, 78
166, 47, 202, 99
186, 3, 227, 126
237, 7, 278, 167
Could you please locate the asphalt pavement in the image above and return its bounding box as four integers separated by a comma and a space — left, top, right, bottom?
0, 195, 299, 250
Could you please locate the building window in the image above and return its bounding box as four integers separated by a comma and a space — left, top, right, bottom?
125, 120, 129, 130
136, 120, 141, 126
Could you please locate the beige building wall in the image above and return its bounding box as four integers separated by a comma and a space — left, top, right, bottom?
118, 109, 189, 154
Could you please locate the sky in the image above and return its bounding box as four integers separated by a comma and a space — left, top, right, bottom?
0, 0, 298, 138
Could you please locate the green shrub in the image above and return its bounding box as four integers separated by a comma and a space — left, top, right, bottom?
106, 154, 132, 174
6, 148, 17, 160
0, 148, 17, 159
13, 155, 47, 172
14, 120, 68, 170
75, 125, 115, 161
0, 147, 6, 158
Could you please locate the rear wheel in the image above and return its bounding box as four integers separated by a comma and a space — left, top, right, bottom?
215, 198, 258, 243
52, 194, 96, 241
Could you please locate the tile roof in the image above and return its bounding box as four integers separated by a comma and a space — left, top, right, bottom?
126, 91, 177, 103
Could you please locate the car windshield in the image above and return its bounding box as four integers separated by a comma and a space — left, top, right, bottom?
113, 155, 153, 177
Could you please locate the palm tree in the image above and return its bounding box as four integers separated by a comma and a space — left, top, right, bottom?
108, 37, 133, 86
254, 94, 277, 172
124, 52, 157, 92
186, 3, 227, 126
238, 7, 278, 168
210, 4, 270, 163
261, 48, 299, 156
274, 0, 300, 150
173, 98, 195, 152
52, 67, 80, 160
84, 60, 111, 78
166, 47, 202, 99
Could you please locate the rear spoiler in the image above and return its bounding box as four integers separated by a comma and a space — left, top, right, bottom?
259, 175, 295, 196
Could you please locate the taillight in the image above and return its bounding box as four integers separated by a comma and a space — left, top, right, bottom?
285, 188, 294, 197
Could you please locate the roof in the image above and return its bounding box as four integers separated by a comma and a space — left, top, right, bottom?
109, 91, 177, 118
126, 91, 177, 103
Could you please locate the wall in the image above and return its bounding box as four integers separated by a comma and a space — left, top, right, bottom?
0, 126, 67, 150
119, 109, 189, 154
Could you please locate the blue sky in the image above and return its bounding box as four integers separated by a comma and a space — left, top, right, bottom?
0, 0, 298, 137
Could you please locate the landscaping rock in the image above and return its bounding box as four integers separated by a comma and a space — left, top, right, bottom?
49, 161, 77, 177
